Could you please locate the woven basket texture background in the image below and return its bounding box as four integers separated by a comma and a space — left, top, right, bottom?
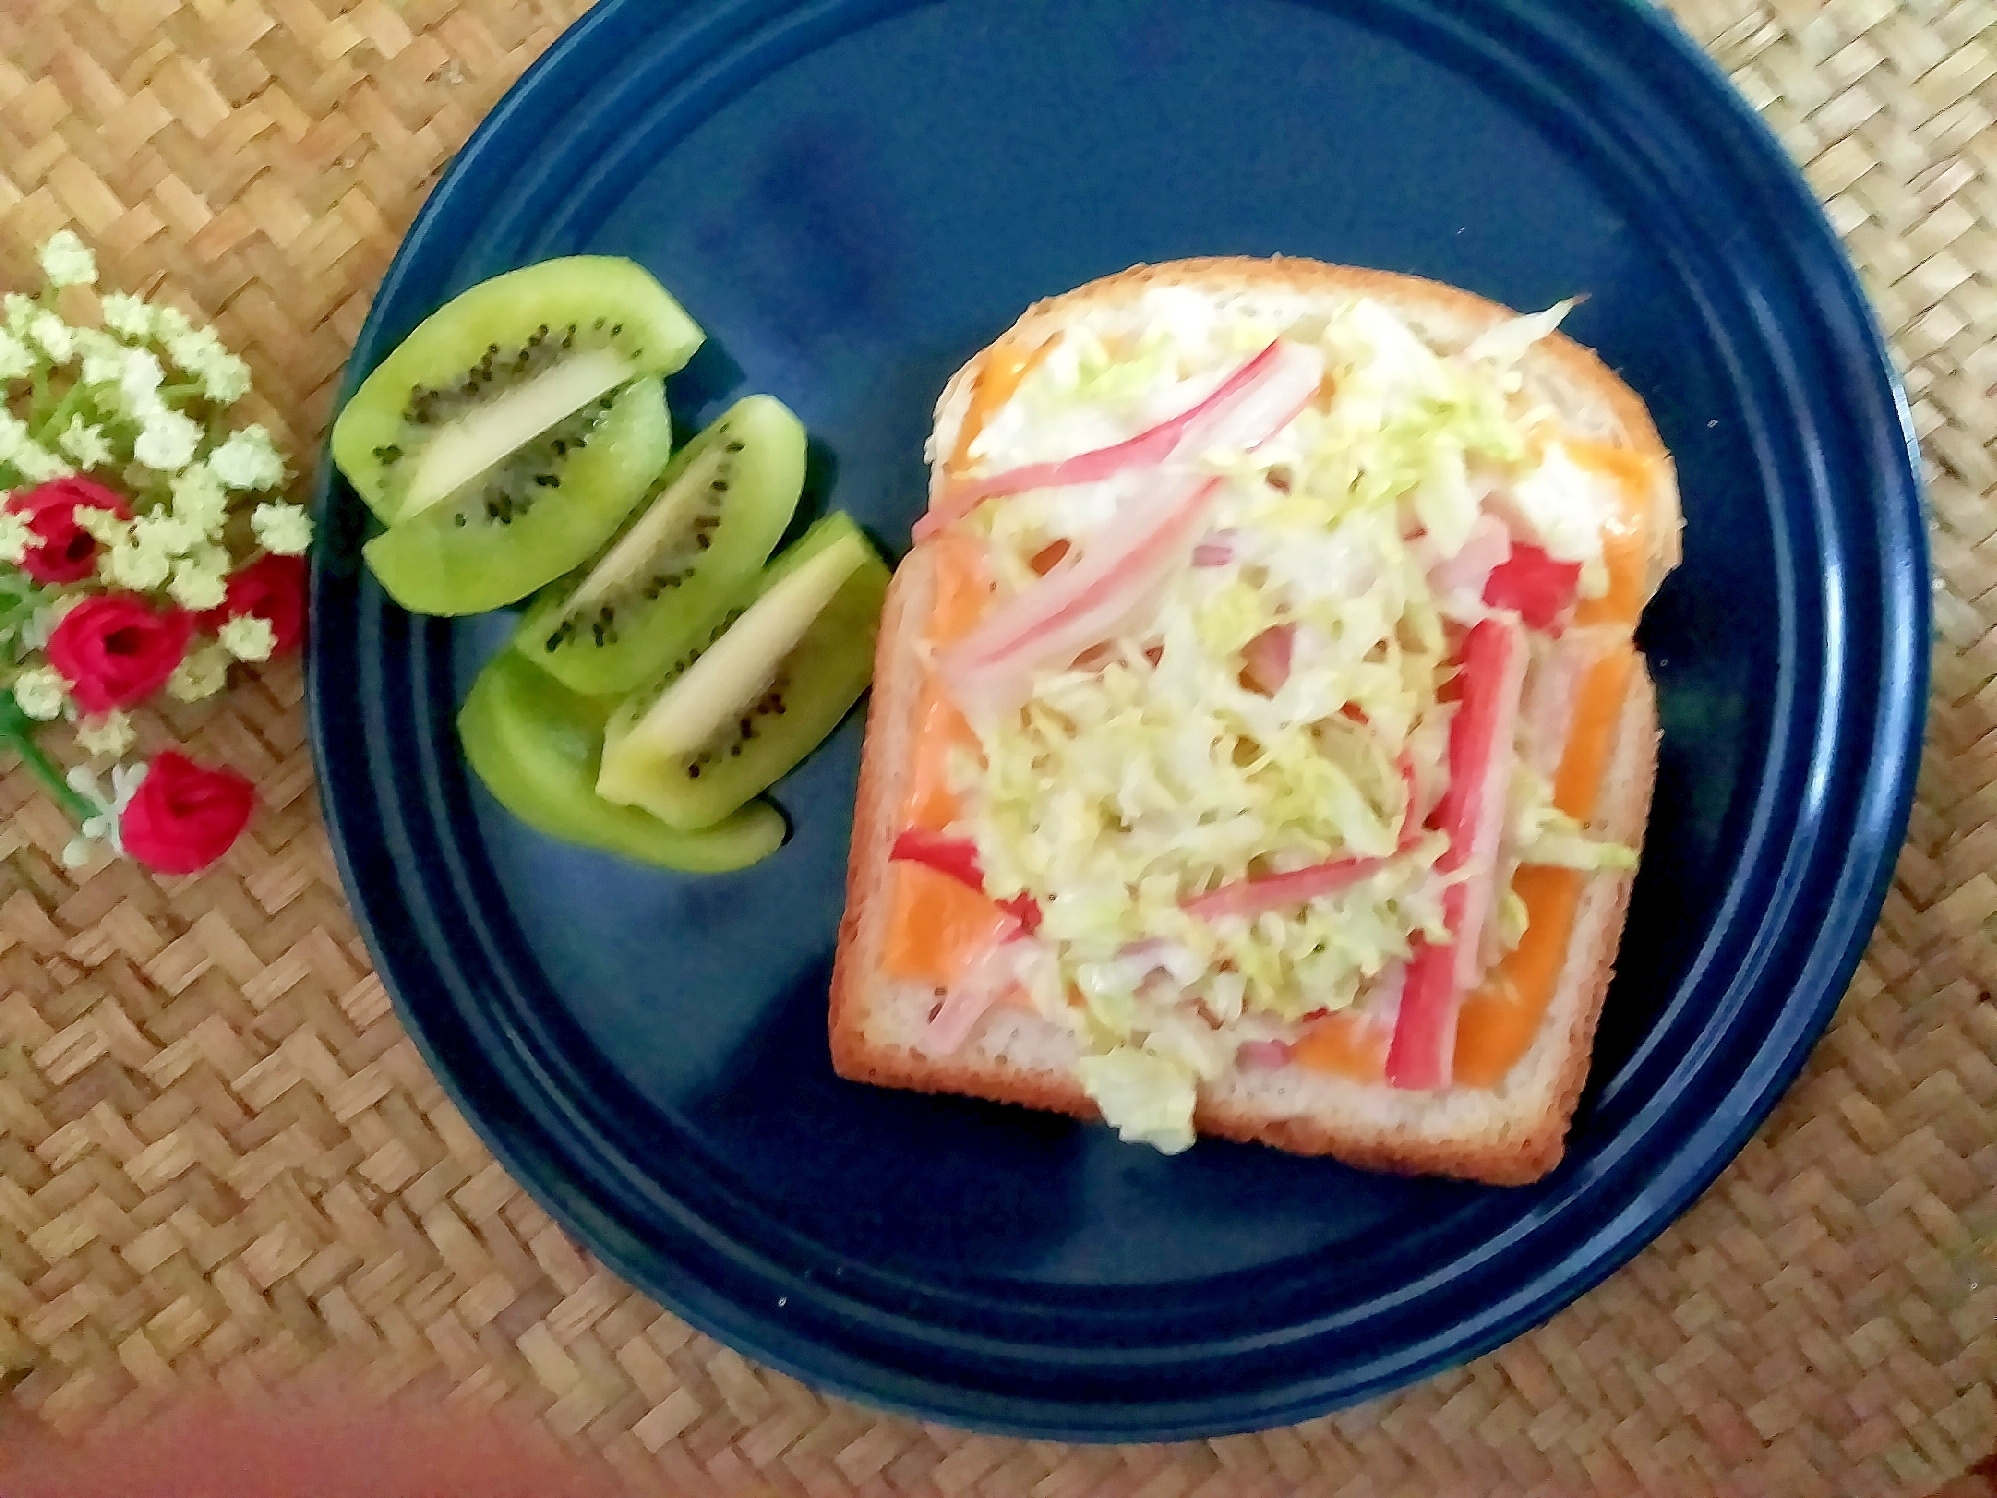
1, 0, 1993, 1493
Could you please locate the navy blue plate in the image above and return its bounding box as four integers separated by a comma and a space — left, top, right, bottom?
308, 0, 1926, 1440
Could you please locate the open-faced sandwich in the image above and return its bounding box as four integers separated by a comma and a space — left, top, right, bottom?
829, 257, 1679, 1184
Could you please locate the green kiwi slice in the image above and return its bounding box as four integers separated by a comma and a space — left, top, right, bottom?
361, 379, 673, 615
511, 394, 806, 697
332, 256, 703, 525
595, 513, 889, 831
458, 649, 784, 872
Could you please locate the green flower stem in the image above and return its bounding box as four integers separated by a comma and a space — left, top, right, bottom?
0, 595, 35, 650
0, 706, 97, 827
32, 382, 86, 447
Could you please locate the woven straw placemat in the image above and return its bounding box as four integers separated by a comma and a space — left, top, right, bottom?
1, 0, 1992, 1493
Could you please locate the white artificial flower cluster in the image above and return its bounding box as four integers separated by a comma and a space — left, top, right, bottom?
72, 468, 241, 610
168, 642, 233, 702
59, 759, 147, 868
218, 614, 276, 663
251, 500, 313, 554
2, 230, 323, 786
0, 231, 314, 569
164, 324, 253, 406
209, 426, 287, 494
0, 329, 33, 381
11, 664, 67, 720
75, 709, 134, 759
57, 414, 113, 469
0, 407, 73, 484
0, 509, 31, 567
39, 230, 98, 289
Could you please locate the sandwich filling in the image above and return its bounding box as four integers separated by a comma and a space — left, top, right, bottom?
889, 287, 1655, 1152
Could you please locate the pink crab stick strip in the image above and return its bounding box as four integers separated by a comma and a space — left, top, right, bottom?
914, 339, 1322, 539
1384, 615, 1528, 1090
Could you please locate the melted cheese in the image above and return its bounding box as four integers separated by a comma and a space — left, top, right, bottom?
944, 334, 1060, 477
1565, 438, 1654, 630
902, 385, 1655, 1075
903, 686, 974, 833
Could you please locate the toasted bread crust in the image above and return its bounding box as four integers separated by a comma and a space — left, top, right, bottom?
831, 548, 1094, 1116
831, 256, 1678, 1183
930, 257, 1681, 587
1192, 673, 1656, 1183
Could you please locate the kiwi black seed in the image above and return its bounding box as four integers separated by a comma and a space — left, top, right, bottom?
508, 394, 807, 699
618, 606, 744, 718
681, 671, 795, 772
592, 514, 888, 832
395, 327, 605, 425
532, 446, 731, 652
329, 256, 703, 531
358, 376, 675, 618
418, 402, 603, 531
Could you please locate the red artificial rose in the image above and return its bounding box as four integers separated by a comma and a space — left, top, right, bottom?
118, 751, 255, 875
201, 553, 308, 655
46, 593, 194, 715
4, 477, 132, 585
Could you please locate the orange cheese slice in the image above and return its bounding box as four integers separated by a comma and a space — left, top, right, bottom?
885, 535, 999, 976
899, 536, 990, 835
1292, 1010, 1392, 1082
903, 686, 975, 833
943, 333, 1060, 478
924, 531, 992, 647
1553, 641, 1634, 816
1451, 642, 1635, 1087
1565, 438, 1654, 630
880, 862, 1018, 988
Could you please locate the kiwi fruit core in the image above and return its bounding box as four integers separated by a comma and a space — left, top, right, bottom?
388, 330, 636, 518
622, 534, 864, 760
511, 394, 808, 698
551, 439, 730, 642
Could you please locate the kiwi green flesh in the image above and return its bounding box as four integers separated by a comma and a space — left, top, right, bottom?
513, 394, 807, 699
596, 517, 888, 831
628, 534, 865, 758
601, 511, 869, 728
458, 651, 784, 872
331, 256, 702, 525
573, 443, 726, 609
401, 346, 634, 517
362, 378, 672, 616
439, 399, 604, 528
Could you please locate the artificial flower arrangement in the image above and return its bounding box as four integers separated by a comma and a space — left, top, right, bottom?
1, 231, 314, 875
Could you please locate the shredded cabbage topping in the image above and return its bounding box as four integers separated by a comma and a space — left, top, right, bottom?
942, 290, 1635, 1148
1511, 763, 1639, 872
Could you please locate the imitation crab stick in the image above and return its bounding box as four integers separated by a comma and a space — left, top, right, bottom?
1452, 642, 1635, 1086
1384, 615, 1529, 1090
919, 339, 1321, 539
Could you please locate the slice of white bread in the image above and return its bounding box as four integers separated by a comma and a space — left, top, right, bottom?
829, 257, 1680, 1185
